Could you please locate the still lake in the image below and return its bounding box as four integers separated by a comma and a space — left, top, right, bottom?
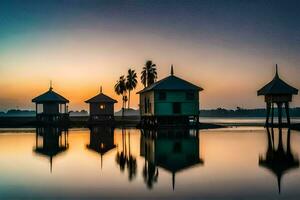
0, 126, 300, 199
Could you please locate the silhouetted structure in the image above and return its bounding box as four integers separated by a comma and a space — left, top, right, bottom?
34, 126, 69, 173
258, 65, 298, 126
259, 127, 299, 193
140, 129, 203, 190
86, 126, 116, 169
137, 65, 203, 127
32, 83, 69, 125
85, 86, 117, 125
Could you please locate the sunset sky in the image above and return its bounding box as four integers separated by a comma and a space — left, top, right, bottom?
1, 0, 300, 111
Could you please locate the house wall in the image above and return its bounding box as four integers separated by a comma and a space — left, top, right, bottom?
140, 135, 155, 164
139, 91, 155, 116
43, 103, 59, 114
154, 90, 199, 116
89, 103, 114, 116
155, 137, 199, 165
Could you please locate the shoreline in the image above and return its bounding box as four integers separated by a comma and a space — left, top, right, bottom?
1, 116, 300, 131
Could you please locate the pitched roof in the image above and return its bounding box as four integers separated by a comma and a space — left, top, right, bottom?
257, 66, 298, 96
137, 75, 203, 94
32, 88, 69, 103
34, 146, 68, 157
85, 92, 117, 103
87, 143, 116, 155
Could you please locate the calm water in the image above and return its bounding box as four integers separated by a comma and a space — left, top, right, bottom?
199, 117, 300, 124
0, 127, 300, 199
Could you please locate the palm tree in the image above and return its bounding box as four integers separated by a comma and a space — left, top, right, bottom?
114, 76, 127, 117
126, 69, 138, 109
141, 60, 157, 88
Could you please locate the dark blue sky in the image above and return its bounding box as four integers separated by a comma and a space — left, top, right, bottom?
1, 0, 300, 110
1, 0, 300, 50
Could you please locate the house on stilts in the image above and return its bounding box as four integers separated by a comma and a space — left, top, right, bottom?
257, 65, 298, 127
137, 65, 203, 127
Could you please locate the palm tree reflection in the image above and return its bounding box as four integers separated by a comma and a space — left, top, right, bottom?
116, 129, 137, 181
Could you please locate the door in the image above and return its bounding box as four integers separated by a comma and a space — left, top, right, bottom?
173, 102, 181, 114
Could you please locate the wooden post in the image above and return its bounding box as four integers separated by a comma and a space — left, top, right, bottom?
285, 102, 291, 126
277, 102, 283, 126
265, 102, 271, 126
271, 102, 274, 126
287, 128, 291, 154
36, 132, 38, 147
271, 127, 275, 147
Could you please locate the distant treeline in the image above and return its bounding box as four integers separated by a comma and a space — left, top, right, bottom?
2, 107, 300, 118
0, 109, 88, 117
0, 109, 35, 117
199, 107, 300, 117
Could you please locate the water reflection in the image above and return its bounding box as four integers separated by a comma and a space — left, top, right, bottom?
86, 126, 116, 169
116, 129, 137, 181
33, 127, 69, 172
2, 127, 300, 198
140, 129, 204, 190
259, 127, 299, 193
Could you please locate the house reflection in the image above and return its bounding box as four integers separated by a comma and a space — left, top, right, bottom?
259, 127, 299, 193
115, 129, 137, 181
86, 126, 116, 169
34, 126, 69, 173
140, 129, 204, 190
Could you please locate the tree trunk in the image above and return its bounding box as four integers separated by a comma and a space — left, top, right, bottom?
122, 96, 124, 118
128, 90, 131, 109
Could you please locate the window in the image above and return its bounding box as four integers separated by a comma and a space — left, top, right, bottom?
186, 92, 195, 100
147, 99, 151, 113
37, 104, 44, 114
144, 97, 147, 113
173, 102, 181, 114
159, 92, 166, 100
100, 104, 105, 110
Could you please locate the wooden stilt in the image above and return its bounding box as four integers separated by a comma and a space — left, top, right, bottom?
265, 103, 271, 126
271, 102, 274, 126
277, 102, 283, 126
286, 128, 291, 154
271, 127, 275, 147
285, 102, 291, 126
36, 132, 38, 147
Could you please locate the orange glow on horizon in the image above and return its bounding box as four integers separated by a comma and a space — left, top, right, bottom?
1, 28, 300, 111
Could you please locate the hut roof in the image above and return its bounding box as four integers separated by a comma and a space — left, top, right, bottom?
157, 156, 203, 173
87, 144, 116, 155
32, 87, 69, 103
137, 66, 203, 94
34, 146, 68, 157
257, 65, 298, 96
85, 91, 117, 104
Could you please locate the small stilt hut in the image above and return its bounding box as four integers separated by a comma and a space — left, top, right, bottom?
32, 83, 69, 125
85, 87, 117, 124
257, 65, 298, 126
